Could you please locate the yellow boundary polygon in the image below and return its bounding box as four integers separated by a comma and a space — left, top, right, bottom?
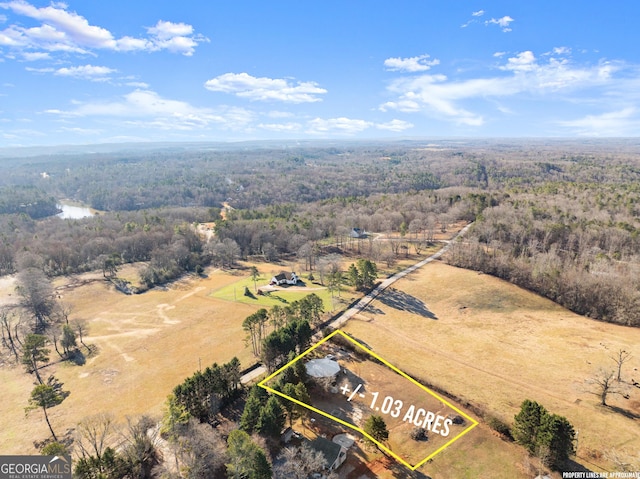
258, 329, 479, 471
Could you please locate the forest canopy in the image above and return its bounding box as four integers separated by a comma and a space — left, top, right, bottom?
2, 138, 640, 326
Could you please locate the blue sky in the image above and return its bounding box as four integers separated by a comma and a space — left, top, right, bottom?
1, 1, 639, 146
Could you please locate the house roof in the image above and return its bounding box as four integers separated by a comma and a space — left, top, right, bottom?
305, 358, 340, 378
308, 437, 342, 466
273, 271, 297, 281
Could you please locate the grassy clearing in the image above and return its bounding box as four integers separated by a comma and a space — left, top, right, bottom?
342, 261, 640, 474
210, 275, 334, 311
0, 265, 262, 454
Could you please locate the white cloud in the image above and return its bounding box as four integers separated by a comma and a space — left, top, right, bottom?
472, 10, 485, 17
44, 89, 254, 131
258, 122, 302, 132
54, 64, 116, 79
558, 108, 638, 136
204, 72, 327, 103
21, 51, 49, 60
58, 126, 102, 135
24, 66, 53, 73
147, 20, 193, 40
502, 51, 536, 72
376, 119, 414, 132
493, 51, 506, 57
486, 15, 514, 32
381, 52, 619, 126
384, 54, 440, 73
126, 81, 149, 88
267, 110, 294, 118
0, 1, 205, 56
552, 46, 571, 56
307, 117, 372, 134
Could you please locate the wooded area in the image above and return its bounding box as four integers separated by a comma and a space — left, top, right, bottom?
2, 139, 640, 326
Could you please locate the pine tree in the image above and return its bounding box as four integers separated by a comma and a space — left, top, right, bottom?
22, 334, 50, 384
537, 413, 576, 469
26, 381, 67, 441
226, 430, 272, 479
364, 414, 389, 445
240, 387, 264, 433
512, 399, 547, 454
257, 396, 286, 437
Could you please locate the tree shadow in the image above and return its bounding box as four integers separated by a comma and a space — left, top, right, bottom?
68, 348, 86, 366
606, 404, 640, 420
362, 304, 385, 315
377, 288, 438, 319
563, 458, 594, 473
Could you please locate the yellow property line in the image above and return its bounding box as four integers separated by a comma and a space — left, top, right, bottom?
259, 329, 479, 471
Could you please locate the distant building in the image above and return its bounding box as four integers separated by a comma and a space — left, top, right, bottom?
350, 227, 366, 238
270, 271, 299, 286
308, 437, 347, 471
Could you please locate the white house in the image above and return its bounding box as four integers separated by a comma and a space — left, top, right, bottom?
270, 271, 299, 286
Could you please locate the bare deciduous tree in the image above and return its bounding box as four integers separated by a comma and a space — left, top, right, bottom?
76, 413, 117, 461
589, 369, 622, 406
16, 268, 57, 332
1, 309, 23, 363
610, 349, 632, 382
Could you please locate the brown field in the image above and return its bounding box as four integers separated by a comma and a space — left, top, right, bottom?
0, 264, 264, 454
342, 261, 640, 475
3, 228, 637, 477
269, 336, 474, 468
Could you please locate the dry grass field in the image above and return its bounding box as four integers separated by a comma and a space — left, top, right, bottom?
342, 260, 640, 475
0, 264, 263, 454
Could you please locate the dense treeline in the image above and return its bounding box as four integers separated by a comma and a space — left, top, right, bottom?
172, 357, 242, 424
0, 207, 217, 278
0, 187, 469, 279
0, 186, 59, 218
447, 181, 640, 326
4, 139, 619, 214
4, 139, 640, 328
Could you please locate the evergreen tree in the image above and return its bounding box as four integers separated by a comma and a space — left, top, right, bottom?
281, 383, 298, 426
512, 399, 547, 454
537, 414, 576, 469
347, 264, 362, 290
226, 430, 272, 479
26, 382, 67, 441
61, 323, 77, 357
240, 387, 265, 433
257, 396, 286, 437
357, 259, 378, 289
22, 333, 50, 384
364, 414, 389, 445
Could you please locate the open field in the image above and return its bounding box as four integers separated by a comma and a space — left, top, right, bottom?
210, 267, 340, 311
0, 264, 265, 454
342, 261, 640, 474
266, 335, 476, 468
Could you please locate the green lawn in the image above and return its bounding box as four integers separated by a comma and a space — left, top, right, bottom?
209, 274, 338, 312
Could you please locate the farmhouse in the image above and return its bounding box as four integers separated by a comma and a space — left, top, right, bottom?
270, 271, 299, 286
308, 437, 347, 471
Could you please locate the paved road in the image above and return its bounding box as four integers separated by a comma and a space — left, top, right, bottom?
240, 222, 474, 384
